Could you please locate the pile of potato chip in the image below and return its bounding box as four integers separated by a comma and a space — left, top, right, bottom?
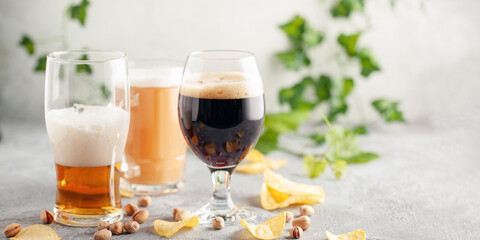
261, 169, 325, 210
237, 150, 287, 174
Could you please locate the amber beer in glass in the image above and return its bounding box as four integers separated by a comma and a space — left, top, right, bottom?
45, 50, 129, 226
121, 61, 187, 194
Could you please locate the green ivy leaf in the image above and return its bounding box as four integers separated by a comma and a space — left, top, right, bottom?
264, 110, 311, 134
279, 76, 317, 110
100, 83, 111, 100
276, 48, 311, 71
345, 152, 379, 164
338, 33, 361, 57
357, 48, 380, 77
372, 99, 405, 122
34, 55, 47, 72
310, 133, 326, 145
303, 26, 324, 47
327, 99, 348, 122
314, 75, 332, 103
331, 160, 347, 179
76, 54, 93, 74
255, 129, 279, 154
19, 35, 35, 55
340, 78, 354, 98
279, 15, 305, 46
331, 0, 365, 18
69, 0, 90, 26
352, 125, 368, 135
303, 155, 328, 178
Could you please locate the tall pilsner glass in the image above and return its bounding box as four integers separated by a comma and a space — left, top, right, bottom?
45, 50, 129, 226
178, 50, 265, 224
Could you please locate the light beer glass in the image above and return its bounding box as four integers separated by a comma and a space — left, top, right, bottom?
121, 60, 187, 194
45, 50, 129, 226
178, 50, 265, 224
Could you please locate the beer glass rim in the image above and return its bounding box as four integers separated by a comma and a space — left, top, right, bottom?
188, 50, 255, 61
47, 50, 127, 64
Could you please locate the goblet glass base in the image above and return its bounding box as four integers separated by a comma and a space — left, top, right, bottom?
53, 208, 123, 227
194, 203, 256, 225
121, 179, 184, 196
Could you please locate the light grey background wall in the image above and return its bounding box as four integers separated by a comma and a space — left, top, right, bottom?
1, 0, 479, 123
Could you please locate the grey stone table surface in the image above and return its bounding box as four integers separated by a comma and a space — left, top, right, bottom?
0, 121, 479, 240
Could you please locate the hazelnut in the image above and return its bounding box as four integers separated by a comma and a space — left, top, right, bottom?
93, 229, 111, 240
292, 216, 311, 231
132, 209, 149, 223
299, 205, 314, 216
97, 221, 110, 231
138, 196, 151, 207
172, 207, 181, 218
212, 217, 224, 230
124, 203, 139, 216
110, 221, 123, 235
4, 223, 21, 237
174, 209, 190, 221
124, 221, 140, 233
40, 210, 54, 224
290, 226, 303, 239
285, 211, 294, 223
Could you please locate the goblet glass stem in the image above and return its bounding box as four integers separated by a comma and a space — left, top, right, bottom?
210, 168, 235, 214
194, 167, 255, 225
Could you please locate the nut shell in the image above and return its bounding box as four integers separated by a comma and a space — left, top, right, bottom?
97, 221, 110, 231
93, 229, 112, 240
212, 217, 224, 230
40, 210, 54, 224
292, 216, 311, 231
110, 221, 123, 235
290, 226, 303, 239
138, 196, 151, 207
299, 205, 314, 216
124, 221, 140, 233
132, 209, 149, 223
124, 203, 139, 216
285, 211, 294, 223
174, 210, 190, 221
4, 223, 21, 237
172, 207, 181, 218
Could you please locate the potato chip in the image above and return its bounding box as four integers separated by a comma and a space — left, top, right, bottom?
325, 229, 366, 240
153, 215, 199, 237
246, 149, 265, 163
238, 150, 287, 174
120, 187, 134, 198
11, 224, 61, 240
265, 158, 287, 170
260, 170, 325, 210
264, 169, 324, 196
240, 212, 286, 239
237, 162, 268, 174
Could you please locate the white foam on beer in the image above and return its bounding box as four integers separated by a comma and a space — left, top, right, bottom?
45, 105, 130, 168
180, 72, 263, 99
129, 66, 182, 88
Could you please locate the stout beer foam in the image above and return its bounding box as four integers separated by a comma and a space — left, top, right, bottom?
46, 105, 129, 168
129, 66, 183, 88
180, 72, 263, 99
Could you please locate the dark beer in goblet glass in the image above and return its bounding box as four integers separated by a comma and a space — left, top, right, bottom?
178, 51, 265, 224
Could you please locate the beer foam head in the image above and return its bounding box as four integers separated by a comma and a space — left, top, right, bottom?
46, 105, 129, 167
129, 65, 183, 88
180, 72, 263, 99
